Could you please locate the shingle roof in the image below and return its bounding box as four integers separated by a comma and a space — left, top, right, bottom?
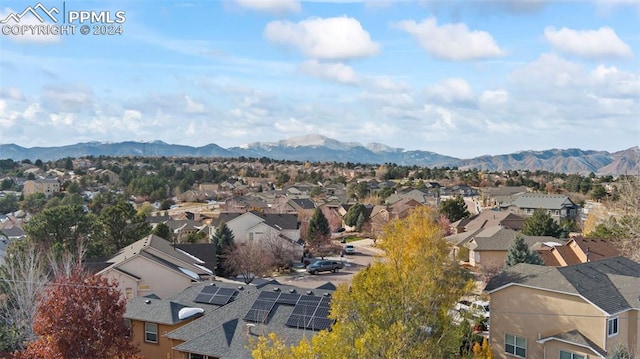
164, 282, 336, 358
252, 212, 299, 230
573, 237, 620, 262
466, 227, 553, 251
213, 213, 243, 227
100, 235, 211, 279
486, 256, 640, 315
288, 198, 316, 210
537, 329, 607, 358
124, 297, 193, 325
510, 193, 575, 210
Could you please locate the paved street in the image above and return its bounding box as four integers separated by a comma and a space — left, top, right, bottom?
275, 239, 383, 289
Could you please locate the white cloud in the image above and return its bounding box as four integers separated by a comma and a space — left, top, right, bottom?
508, 53, 583, 90
367, 77, 411, 92
42, 85, 93, 112
360, 92, 415, 107
123, 109, 142, 122
184, 95, 205, 113
589, 65, 640, 98
544, 26, 633, 59
233, 0, 301, 14
479, 89, 509, 105
299, 60, 360, 84
0, 7, 61, 44
264, 16, 380, 60
393, 17, 505, 61
49, 113, 75, 126
23, 103, 40, 120
274, 117, 316, 133
425, 78, 475, 104
0, 87, 25, 100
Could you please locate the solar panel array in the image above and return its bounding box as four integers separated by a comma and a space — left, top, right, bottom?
193, 285, 239, 306
242, 290, 334, 331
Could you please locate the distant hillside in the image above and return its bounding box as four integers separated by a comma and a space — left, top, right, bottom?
1, 135, 638, 175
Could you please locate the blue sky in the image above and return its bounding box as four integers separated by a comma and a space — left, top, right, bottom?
0, 0, 638, 158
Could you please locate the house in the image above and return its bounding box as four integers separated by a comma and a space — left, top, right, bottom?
464, 227, 556, 267
165, 219, 208, 243
480, 186, 528, 208
485, 257, 640, 359
441, 184, 478, 197
502, 193, 580, 223
536, 237, 621, 267
124, 280, 336, 359
385, 188, 436, 206
451, 210, 524, 234
22, 177, 60, 198
222, 196, 269, 213
215, 211, 304, 260
97, 235, 215, 299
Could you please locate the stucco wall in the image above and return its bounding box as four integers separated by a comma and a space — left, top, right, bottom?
490, 285, 607, 359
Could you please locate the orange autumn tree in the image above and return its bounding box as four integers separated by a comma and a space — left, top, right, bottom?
16, 267, 139, 359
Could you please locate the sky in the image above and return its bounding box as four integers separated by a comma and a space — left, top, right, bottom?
0, 0, 638, 159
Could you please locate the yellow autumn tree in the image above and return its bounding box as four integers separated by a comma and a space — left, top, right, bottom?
252, 206, 474, 359
472, 337, 494, 359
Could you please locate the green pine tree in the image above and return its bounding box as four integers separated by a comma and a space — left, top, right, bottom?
213, 222, 235, 276
307, 207, 330, 241
439, 195, 470, 223
505, 234, 543, 268
152, 222, 172, 241
522, 209, 562, 237
213, 222, 235, 254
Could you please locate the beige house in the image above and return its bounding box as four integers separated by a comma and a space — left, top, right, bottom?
97, 235, 215, 299
464, 226, 555, 267
22, 177, 60, 198
485, 257, 640, 359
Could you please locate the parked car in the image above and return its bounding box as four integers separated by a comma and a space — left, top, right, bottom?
344, 244, 356, 255
470, 300, 490, 319
454, 300, 472, 313
307, 260, 344, 275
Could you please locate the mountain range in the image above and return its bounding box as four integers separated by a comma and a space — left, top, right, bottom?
1, 134, 638, 175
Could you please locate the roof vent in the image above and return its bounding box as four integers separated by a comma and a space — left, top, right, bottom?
306, 290, 313, 295
210, 283, 216, 286
289, 289, 296, 293
323, 292, 331, 297
238, 286, 244, 290
273, 287, 280, 292
144, 299, 151, 304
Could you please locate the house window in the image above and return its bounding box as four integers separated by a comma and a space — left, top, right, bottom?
505, 334, 526, 357
560, 351, 585, 359
145, 322, 158, 343
123, 319, 132, 338
189, 354, 206, 359
608, 317, 619, 336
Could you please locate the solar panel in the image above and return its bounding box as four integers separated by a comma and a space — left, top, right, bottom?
285, 314, 310, 328
292, 304, 316, 315
319, 297, 331, 307
314, 306, 330, 318
201, 285, 219, 294
244, 309, 268, 323
210, 295, 232, 306
217, 287, 237, 296
276, 293, 301, 305
298, 295, 321, 304
257, 291, 279, 301
193, 293, 214, 304
308, 317, 334, 331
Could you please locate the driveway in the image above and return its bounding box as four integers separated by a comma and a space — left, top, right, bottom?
276, 238, 383, 289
